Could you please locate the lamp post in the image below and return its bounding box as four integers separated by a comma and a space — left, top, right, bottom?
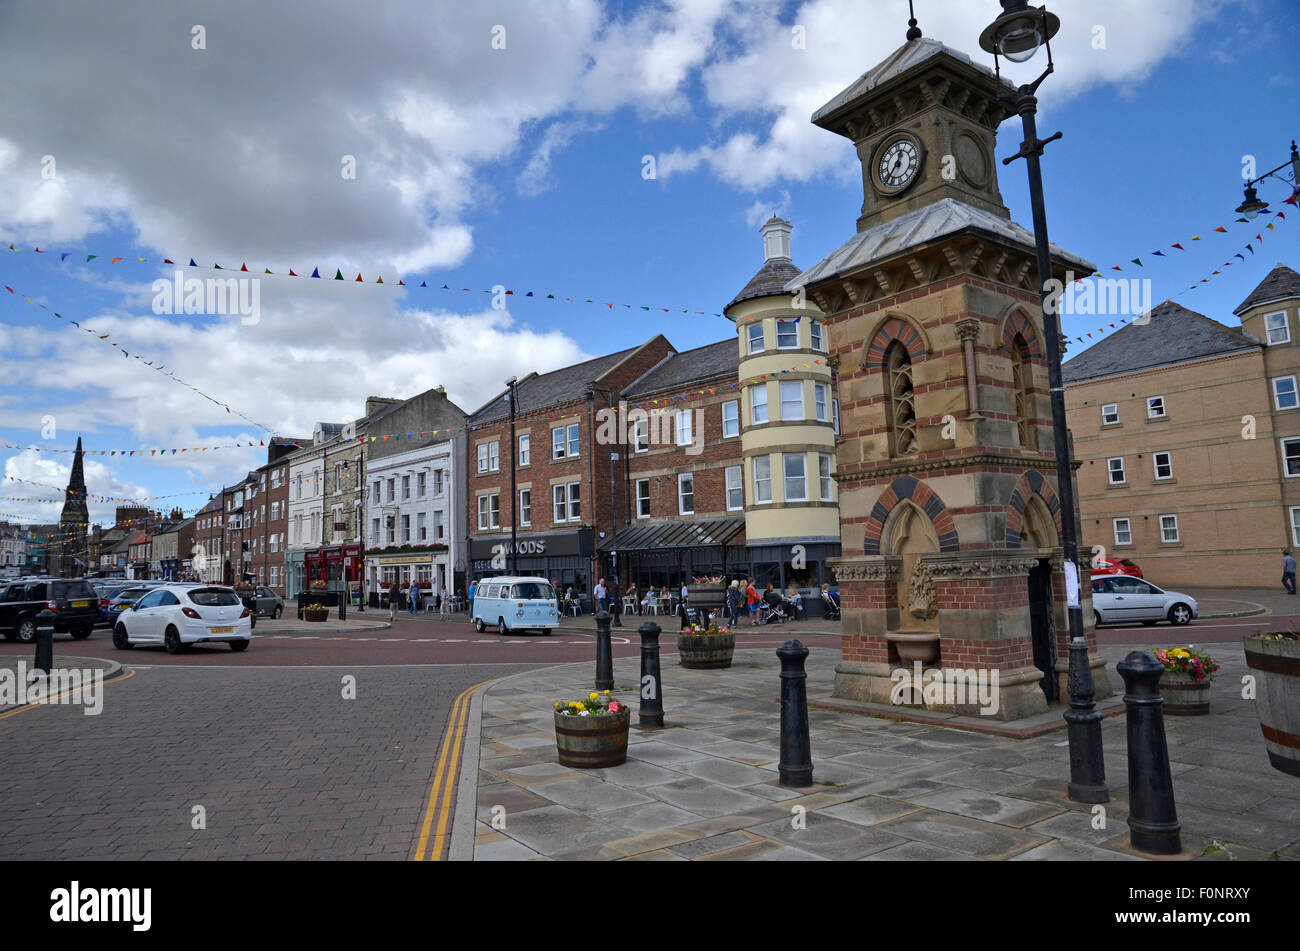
1234, 140, 1299, 219
980, 0, 1108, 804
505, 376, 519, 576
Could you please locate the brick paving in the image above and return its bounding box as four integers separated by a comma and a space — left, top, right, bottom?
469, 644, 1300, 861
0, 662, 517, 860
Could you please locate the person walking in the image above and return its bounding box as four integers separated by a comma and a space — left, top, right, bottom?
439, 585, 449, 618
1284, 550, 1297, 595
595, 577, 608, 613
745, 578, 760, 627
408, 579, 420, 616
725, 579, 741, 630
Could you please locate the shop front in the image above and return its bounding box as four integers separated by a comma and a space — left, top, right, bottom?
365, 546, 449, 604
599, 517, 746, 594
304, 543, 362, 597
285, 549, 305, 596
470, 529, 594, 604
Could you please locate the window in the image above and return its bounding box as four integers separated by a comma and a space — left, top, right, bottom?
725, 466, 743, 511
1274, 376, 1299, 410
832, 398, 840, 436
780, 381, 803, 420
636, 479, 650, 518
633, 417, 649, 453
1147, 396, 1166, 419
519, 489, 531, 527
676, 410, 693, 447
478, 494, 500, 530
417, 472, 426, 497
678, 473, 694, 515
417, 513, 426, 541
1290, 507, 1300, 547
886, 341, 917, 455
372, 518, 379, 541
777, 318, 798, 349
434, 511, 445, 540
270, 501, 279, 520
810, 322, 824, 351
401, 515, 410, 542
553, 482, 581, 522
373, 482, 381, 503
722, 400, 739, 438
552, 424, 579, 459
1107, 457, 1125, 484
387, 478, 395, 502
434, 469, 444, 494
784, 453, 807, 501
1153, 452, 1173, 480
1011, 336, 1031, 447
1284, 437, 1300, 477
747, 322, 764, 354
1159, 514, 1179, 543
385, 516, 395, 545
519, 434, 530, 466
478, 442, 499, 473
1266, 311, 1290, 345
819, 454, 833, 501
1113, 518, 1132, 546
750, 384, 769, 424
402, 475, 411, 499
1101, 403, 1119, 425
754, 455, 772, 504
814, 384, 828, 422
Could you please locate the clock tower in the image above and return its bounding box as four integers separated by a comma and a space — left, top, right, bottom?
791, 35, 1113, 720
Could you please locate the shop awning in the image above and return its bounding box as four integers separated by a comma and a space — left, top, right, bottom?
599, 517, 745, 553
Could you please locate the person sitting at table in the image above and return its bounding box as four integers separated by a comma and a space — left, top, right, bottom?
659, 585, 670, 603
645, 588, 660, 614
786, 586, 803, 619
563, 586, 575, 614
626, 583, 639, 615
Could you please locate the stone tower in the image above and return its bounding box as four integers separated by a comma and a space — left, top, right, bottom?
54, 436, 90, 577
788, 36, 1112, 719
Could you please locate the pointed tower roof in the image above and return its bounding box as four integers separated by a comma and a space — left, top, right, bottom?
1234, 263, 1300, 316
727, 216, 803, 310
67, 436, 86, 496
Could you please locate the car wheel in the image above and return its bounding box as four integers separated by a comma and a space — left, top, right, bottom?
112, 625, 133, 650
474, 617, 485, 633
229, 639, 250, 652
16, 618, 36, 643
1168, 603, 1193, 626
498, 618, 508, 636
1093, 612, 1102, 628
272, 605, 282, 619
69, 627, 92, 640
249, 614, 256, 629
164, 626, 183, 654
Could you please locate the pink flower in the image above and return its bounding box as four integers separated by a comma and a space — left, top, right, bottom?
608, 701, 620, 713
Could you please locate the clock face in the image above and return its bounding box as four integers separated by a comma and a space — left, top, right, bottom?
874, 134, 924, 195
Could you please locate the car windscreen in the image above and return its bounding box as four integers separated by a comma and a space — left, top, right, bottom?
117, 588, 151, 600
52, 581, 96, 600
511, 583, 551, 600
187, 588, 240, 606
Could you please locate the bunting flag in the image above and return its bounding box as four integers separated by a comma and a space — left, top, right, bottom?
0, 280, 277, 433
4, 477, 215, 502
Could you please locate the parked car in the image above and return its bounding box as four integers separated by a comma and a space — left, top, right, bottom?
1091, 558, 1143, 578
471, 576, 559, 635
112, 584, 252, 653
101, 585, 163, 627
0, 578, 101, 642
238, 586, 284, 623
1091, 576, 1197, 626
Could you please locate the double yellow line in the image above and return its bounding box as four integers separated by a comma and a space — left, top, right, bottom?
0, 667, 135, 722
412, 679, 491, 861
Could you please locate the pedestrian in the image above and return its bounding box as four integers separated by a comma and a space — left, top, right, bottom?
726, 579, 741, 630
468, 578, 479, 618
595, 577, 608, 613
408, 578, 420, 616
439, 585, 449, 617
1284, 550, 1297, 595
627, 582, 639, 615
746, 578, 760, 626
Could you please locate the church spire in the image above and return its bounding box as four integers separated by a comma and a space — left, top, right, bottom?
67, 436, 86, 503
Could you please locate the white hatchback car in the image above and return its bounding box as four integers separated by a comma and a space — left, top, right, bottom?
1091, 576, 1198, 627
112, 584, 252, 653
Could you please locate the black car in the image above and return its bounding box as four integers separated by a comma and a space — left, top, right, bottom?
0, 578, 101, 642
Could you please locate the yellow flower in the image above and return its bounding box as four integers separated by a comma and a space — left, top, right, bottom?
603, 690, 610, 695
589, 692, 599, 700
553, 702, 560, 708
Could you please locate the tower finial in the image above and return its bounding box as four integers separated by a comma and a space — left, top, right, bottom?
906, 0, 922, 41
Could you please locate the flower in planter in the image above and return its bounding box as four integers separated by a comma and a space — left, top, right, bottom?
554, 692, 623, 716
1153, 646, 1220, 682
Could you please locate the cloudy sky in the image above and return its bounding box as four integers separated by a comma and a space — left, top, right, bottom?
1, 0, 1297, 525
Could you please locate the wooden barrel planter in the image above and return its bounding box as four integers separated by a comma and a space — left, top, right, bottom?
1244, 634, 1300, 777
554, 708, 631, 768
1160, 673, 1211, 716
303, 608, 329, 623
678, 632, 735, 669
686, 584, 726, 623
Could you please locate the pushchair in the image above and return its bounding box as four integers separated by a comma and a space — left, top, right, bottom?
821, 592, 841, 621
758, 593, 795, 625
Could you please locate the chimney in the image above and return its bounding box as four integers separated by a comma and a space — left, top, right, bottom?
761, 215, 793, 262
365, 396, 401, 417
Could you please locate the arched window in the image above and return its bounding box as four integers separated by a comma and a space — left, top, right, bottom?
1011, 334, 1031, 448
886, 341, 918, 456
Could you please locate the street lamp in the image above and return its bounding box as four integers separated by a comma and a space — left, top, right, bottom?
1234, 140, 1299, 219
980, 0, 1109, 804
505, 376, 519, 576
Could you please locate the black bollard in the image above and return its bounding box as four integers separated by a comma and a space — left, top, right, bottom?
777, 639, 814, 787
1117, 650, 1182, 855
611, 589, 623, 629
33, 608, 55, 677
638, 621, 663, 728
594, 610, 614, 690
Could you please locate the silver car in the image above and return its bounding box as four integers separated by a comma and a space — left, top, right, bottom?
1091, 576, 1197, 627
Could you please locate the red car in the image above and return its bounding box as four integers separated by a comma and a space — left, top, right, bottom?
1091, 558, 1143, 579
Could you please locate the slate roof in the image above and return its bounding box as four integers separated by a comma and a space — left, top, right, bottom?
623, 339, 738, 397
468, 344, 646, 425
596, 516, 745, 552
1062, 300, 1261, 384
727, 257, 803, 310
788, 198, 1094, 291
1234, 263, 1300, 316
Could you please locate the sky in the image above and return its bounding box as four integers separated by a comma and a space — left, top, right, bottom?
1, 0, 1297, 528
